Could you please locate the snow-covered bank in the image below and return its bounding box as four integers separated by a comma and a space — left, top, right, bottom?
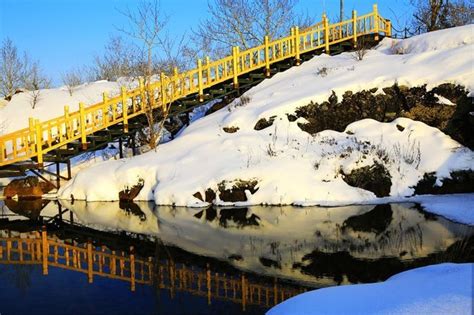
50, 25, 472, 205
413, 193, 474, 225
268, 263, 473, 315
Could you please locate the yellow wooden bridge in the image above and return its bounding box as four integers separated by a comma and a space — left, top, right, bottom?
0, 229, 307, 310
0, 5, 391, 170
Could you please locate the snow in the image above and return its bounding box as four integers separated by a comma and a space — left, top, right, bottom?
0, 80, 126, 134
267, 263, 473, 315
412, 193, 474, 225
55, 25, 474, 205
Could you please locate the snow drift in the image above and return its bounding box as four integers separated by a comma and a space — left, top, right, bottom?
268, 263, 473, 315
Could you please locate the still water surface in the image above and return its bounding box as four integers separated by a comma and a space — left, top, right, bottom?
0, 200, 472, 314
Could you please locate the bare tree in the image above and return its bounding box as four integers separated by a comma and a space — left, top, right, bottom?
192, 0, 313, 58
24, 62, 51, 109
0, 38, 28, 100
91, 36, 141, 82
117, 0, 171, 150
411, 0, 472, 33
61, 67, 85, 96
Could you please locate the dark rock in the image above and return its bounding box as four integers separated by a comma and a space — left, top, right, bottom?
218, 179, 259, 202
118, 178, 144, 201
223, 126, 239, 133
444, 93, 474, 150
294, 83, 473, 149
287, 114, 297, 122
342, 162, 392, 197
193, 192, 203, 201
205, 189, 216, 203
4, 176, 54, 199
413, 170, 474, 195
254, 116, 276, 131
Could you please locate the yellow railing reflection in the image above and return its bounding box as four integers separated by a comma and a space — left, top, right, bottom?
0, 229, 307, 310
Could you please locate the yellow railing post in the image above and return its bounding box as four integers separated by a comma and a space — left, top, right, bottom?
323, 14, 330, 54
138, 78, 145, 111
160, 73, 167, 109
29, 117, 35, 153
102, 92, 109, 127
387, 19, 392, 37
353, 10, 358, 47
79, 102, 87, 150
173, 67, 179, 99
35, 119, 43, 167
197, 59, 204, 102
121, 86, 129, 133
130, 246, 136, 292
41, 228, 48, 275
294, 26, 301, 65
64, 106, 70, 139
232, 46, 240, 89
205, 56, 211, 85
373, 4, 379, 40
87, 240, 93, 283
264, 35, 270, 77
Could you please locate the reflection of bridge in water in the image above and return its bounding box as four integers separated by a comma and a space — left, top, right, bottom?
0, 228, 306, 311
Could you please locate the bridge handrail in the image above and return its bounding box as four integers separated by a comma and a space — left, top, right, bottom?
0, 4, 390, 167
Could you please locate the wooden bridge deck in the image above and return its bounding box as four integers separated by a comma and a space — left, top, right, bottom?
0, 5, 391, 172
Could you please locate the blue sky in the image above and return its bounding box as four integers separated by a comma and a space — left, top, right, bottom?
0, 0, 413, 85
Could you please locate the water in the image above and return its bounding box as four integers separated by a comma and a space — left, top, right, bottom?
0, 199, 472, 315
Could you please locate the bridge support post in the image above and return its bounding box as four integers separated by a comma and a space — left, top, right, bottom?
232, 46, 240, 90
373, 4, 379, 41
264, 35, 271, 77
323, 14, 330, 54
35, 119, 43, 168
352, 10, 358, 47
119, 137, 123, 159
121, 87, 129, 133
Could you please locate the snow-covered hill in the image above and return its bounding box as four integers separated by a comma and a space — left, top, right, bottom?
56, 25, 474, 206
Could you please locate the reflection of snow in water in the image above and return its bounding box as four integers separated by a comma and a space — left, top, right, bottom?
59, 200, 473, 285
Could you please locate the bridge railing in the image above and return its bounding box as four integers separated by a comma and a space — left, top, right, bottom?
0, 230, 306, 310
0, 4, 390, 167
